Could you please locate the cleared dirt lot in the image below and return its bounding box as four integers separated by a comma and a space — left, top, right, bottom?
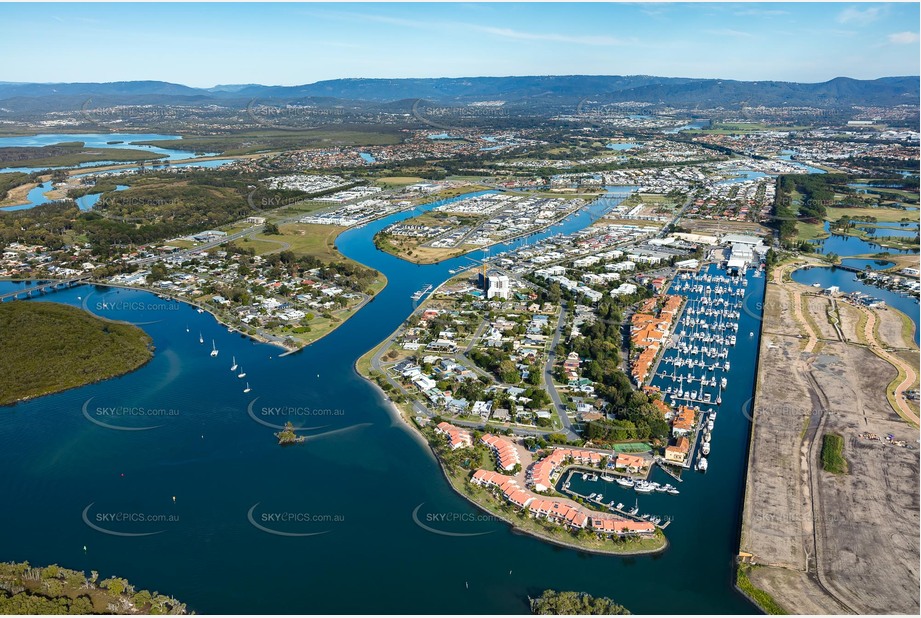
741, 266, 920, 614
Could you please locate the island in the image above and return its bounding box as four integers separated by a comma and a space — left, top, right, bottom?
274, 421, 307, 445
0, 561, 187, 614
0, 301, 153, 406
530, 590, 630, 615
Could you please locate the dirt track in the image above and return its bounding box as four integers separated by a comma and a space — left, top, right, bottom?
740, 261, 920, 614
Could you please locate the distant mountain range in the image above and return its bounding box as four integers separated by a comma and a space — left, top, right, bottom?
0, 75, 917, 112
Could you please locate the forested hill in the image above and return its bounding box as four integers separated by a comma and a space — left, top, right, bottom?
0, 74, 916, 109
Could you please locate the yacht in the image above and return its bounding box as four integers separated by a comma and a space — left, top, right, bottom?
243, 382, 251, 394
237, 366, 246, 379
615, 477, 635, 488
697, 457, 709, 472
634, 481, 655, 494
230, 356, 238, 372
199, 332, 204, 344
210, 340, 219, 357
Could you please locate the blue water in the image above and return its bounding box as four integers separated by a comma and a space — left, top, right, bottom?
0, 133, 210, 165
359, 152, 376, 164
778, 153, 826, 175
4, 160, 235, 211
606, 143, 638, 151
0, 187, 758, 614
811, 222, 918, 259
427, 133, 458, 140
719, 170, 768, 184
792, 266, 919, 345
662, 120, 709, 134
856, 225, 919, 239
840, 258, 896, 271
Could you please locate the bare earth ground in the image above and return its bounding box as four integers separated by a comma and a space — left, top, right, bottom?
682, 219, 771, 236
741, 262, 920, 614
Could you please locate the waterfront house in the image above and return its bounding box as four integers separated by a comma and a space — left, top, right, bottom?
672, 406, 696, 436
614, 453, 647, 473
435, 422, 473, 450
481, 434, 520, 471
664, 436, 690, 464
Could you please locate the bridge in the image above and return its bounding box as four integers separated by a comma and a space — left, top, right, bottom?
0, 276, 94, 302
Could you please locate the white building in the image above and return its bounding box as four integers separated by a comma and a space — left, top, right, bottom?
485, 273, 511, 300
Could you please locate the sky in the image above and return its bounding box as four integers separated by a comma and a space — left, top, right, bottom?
0, 2, 918, 86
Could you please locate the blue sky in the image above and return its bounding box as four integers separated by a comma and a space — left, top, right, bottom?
1, 2, 918, 86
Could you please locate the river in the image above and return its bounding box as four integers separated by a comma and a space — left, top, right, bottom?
2, 158, 237, 212
0, 188, 757, 614
0, 133, 214, 173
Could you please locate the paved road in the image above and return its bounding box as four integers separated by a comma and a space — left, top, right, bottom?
543, 302, 580, 440
657, 195, 695, 238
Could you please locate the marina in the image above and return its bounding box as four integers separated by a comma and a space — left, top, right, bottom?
0, 190, 765, 614
649, 266, 756, 472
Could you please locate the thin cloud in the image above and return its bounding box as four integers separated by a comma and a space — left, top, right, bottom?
837, 5, 886, 25
473, 25, 629, 46
888, 31, 920, 44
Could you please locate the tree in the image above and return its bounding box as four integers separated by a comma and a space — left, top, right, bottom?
263, 222, 280, 235
530, 590, 630, 615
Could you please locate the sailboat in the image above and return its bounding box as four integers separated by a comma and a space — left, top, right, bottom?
237, 366, 246, 379
199, 332, 204, 344
210, 340, 219, 357
230, 356, 238, 372
186, 325, 190, 333
243, 382, 251, 394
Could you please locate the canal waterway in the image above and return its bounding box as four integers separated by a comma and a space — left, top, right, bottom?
0, 188, 758, 614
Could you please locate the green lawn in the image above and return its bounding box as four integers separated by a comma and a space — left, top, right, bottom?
820, 433, 848, 474
736, 565, 787, 615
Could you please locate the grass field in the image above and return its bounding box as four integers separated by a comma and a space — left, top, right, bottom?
820, 433, 848, 474
374, 176, 424, 187
260, 222, 346, 261
796, 221, 829, 241
825, 205, 917, 223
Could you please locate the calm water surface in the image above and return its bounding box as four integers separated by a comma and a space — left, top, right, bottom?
0, 190, 758, 614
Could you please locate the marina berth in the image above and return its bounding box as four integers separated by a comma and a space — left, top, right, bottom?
473, 473, 653, 536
